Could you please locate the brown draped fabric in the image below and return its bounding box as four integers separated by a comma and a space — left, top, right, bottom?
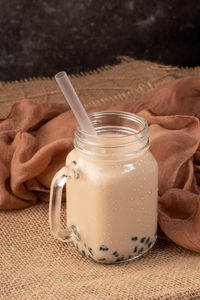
0, 76, 200, 252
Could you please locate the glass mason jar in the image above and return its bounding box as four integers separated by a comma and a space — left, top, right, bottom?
49, 111, 158, 264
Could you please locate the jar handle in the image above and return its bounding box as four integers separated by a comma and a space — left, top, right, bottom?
49, 166, 80, 242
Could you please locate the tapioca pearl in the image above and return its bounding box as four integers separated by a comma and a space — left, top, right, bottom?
112, 251, 119, 257
116, 256, 124, 262
133, 246, 138, 253
88, 247, 94, 256
99, 245, 109, 251
140, 237, 146, 243
131, 236, 138, 241
145, 237, 150, 245
82, 250, 86, 256
99, 258, 106, 262
138, 247, 144, 254
148, 242, 152, 248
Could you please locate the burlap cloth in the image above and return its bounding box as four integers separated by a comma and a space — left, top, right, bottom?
1, 57, 200, 299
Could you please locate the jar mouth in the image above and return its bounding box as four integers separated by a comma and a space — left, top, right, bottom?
74, 111, 150, 160
75, 111, 148, 144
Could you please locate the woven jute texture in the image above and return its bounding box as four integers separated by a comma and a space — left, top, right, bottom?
1, 203, 200, 300
1, 57, 200, 299
1, 56, 200, 118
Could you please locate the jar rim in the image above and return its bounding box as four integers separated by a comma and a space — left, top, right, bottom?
75, 111, 148, 144
73, 111, 150, 160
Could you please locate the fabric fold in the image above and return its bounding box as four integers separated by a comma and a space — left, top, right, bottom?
0, 76, 200, 252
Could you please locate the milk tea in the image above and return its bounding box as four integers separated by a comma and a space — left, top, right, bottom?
66, 135, 158, 264
49, 111, 158, 264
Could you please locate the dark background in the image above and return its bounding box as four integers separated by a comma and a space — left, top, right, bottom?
0, 0, 200, 81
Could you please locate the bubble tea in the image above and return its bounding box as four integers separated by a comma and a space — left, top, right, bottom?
49, 111, 158, 264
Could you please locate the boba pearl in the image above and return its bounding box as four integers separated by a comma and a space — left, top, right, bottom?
88, 247, 94, 256
112, 251, 119, 257
99, 258, 106, 262
116, 256, 124, 262
99, 245, 109, 251
145, 237, 150, 245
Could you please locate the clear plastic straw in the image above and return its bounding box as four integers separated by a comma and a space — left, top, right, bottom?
55, 71, 97, 136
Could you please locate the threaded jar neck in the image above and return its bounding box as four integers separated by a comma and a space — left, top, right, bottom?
74, 111, 150, 160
